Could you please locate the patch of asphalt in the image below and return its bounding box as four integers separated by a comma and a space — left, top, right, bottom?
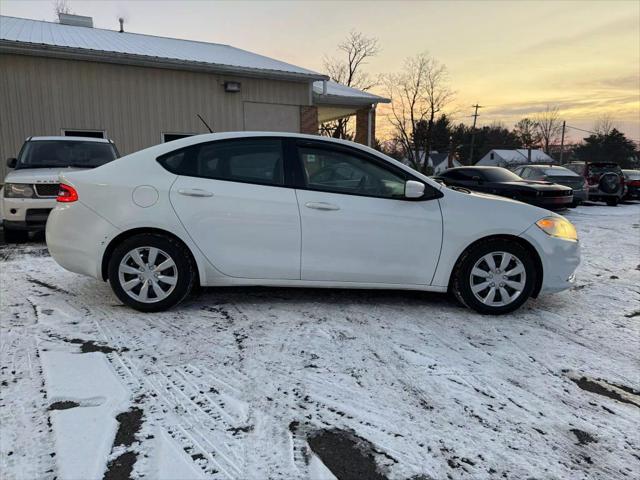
307, 428, 389, 480
570, 376, 640, 408
113, 408, 144, 448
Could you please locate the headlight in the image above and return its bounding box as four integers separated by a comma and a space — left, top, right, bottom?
4, 183, 35, 198
536, 217, 578, 241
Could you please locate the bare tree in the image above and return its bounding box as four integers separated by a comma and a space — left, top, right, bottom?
321, 31, 380, 139
534, 105, 562, 154
593, 114, 616, 136
53, 0, 73, 18
382, 52, 455, 173
514, 118, 542, 162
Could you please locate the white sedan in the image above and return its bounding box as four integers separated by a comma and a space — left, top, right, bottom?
45, 132, 580, 314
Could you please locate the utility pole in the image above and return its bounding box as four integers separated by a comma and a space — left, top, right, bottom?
469, 104, 482, 164
559, 120, 566, 165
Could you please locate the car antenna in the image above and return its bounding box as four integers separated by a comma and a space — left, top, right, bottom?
197, 114, 214, 133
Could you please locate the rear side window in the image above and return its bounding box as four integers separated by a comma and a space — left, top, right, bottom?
158, 139, 284, 186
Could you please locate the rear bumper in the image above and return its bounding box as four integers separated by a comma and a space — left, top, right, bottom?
624, 185, 640, 199
520, 223, 580, 294
46, 202, 119, 279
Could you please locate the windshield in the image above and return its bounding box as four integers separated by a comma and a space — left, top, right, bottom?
543, 167, 578, 177
17, 140, 118, 169
482, 168, 524, 182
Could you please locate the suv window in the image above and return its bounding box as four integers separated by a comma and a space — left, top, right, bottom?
158, 139, 284, 186
16, 140, 118, 169
298, 145, 406, 198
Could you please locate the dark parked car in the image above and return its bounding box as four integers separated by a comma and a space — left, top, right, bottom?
512, 164, 587, 207
564, 162, 624, 206
623, 169, 640, 200
434, 166, 573, 209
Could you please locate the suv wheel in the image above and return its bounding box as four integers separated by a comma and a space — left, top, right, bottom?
108, 233, 196, 312
606, 197, 619, 206
452, 239, 536, 315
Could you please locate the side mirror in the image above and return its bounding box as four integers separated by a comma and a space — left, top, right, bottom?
7, 157, 17, 169
405, 180, 425, 199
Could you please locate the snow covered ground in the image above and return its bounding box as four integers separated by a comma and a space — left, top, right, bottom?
1, 203, 639, 480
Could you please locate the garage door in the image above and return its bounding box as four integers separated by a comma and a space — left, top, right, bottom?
243, 102, 300, 132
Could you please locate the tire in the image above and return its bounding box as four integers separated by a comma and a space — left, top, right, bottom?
108, 233, 196, 312
3, 227, 29, 243
451, 239, 537, 315
605, 198, 619, 206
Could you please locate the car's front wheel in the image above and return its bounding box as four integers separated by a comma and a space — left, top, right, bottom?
108, 233, 196, 312
452, 239, 536, 315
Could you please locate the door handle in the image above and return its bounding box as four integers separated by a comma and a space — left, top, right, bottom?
178, 188, 213, 198
305, 202, 340, 211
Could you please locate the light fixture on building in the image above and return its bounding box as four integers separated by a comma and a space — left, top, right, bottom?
224, 81, 241, 93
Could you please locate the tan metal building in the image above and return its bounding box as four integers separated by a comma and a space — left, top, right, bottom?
0, 14, 388, 180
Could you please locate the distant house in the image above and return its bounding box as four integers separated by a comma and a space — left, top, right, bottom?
428, 153, 461, 174
476, 149, 554, 167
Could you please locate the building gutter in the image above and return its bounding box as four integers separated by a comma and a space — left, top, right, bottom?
0, 41, 330, 83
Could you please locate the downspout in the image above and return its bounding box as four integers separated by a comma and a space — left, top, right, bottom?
367, 104, 374, 147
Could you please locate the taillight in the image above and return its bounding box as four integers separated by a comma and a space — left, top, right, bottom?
57, 184, 78, 202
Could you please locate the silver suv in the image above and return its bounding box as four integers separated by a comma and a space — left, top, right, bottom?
1, 136, 119, 242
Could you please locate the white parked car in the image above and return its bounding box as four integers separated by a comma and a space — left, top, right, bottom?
2, 136, 119, 242
46, 133, 580, 314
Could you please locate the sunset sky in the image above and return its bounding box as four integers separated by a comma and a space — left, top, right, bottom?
2, 0, 638, 143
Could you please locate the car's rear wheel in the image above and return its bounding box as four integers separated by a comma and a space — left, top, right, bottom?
606, 197, 619, 206
108, 233, 196, 312
452, 239, 536, 315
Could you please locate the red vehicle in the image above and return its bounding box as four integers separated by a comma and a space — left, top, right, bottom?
623, 169, 640, 200
564, 162, 625, 206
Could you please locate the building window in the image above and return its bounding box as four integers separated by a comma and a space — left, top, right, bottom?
490, 152, 495, 160
62, 129, 105, 139
163, 133, 195, 143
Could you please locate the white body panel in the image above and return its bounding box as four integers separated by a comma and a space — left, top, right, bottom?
170, 176, 301, 279
45, 132, 580, 302
295, 189, 441, 284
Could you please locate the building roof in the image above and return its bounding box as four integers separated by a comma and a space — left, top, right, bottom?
313, 80, 390, 106
0, 15, 328, 81
477, 148, 554, 165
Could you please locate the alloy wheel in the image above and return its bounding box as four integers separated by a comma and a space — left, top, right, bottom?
469, 251, 526, 307
118, 246, 178, 303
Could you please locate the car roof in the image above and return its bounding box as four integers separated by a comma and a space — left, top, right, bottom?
28, 136, 112, 143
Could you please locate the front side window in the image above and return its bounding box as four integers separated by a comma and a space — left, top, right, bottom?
298, 146, 406, 198
17, 140, 117, 169
158, 139, 284, 186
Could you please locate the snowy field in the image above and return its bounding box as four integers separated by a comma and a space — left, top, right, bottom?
1, 203, 639, 480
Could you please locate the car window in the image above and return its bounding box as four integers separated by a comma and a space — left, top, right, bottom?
543, 167, 578, 177
482, 168, 523, 182
298, 145, 406, 198
158, 139, 284, 186
17, 140, 117, 169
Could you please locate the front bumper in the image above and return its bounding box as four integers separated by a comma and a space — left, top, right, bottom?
46, 202, 119, 279
520, 223, 580, 294
528, 195, 573, 209
2, 196, 56, 230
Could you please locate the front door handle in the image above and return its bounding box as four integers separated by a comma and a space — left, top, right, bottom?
178, 188, 213, 198
305, 202, 340, 211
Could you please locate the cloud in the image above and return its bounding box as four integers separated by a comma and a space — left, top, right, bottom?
519, 16, 639, 54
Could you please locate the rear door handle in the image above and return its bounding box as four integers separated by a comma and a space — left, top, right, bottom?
305, 202, 340, 211
178, 188, 213, 198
